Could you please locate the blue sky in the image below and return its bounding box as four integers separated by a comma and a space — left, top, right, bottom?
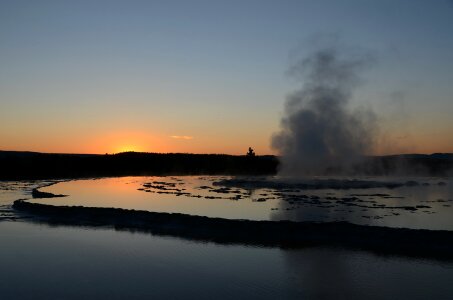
1, 0, 452, 154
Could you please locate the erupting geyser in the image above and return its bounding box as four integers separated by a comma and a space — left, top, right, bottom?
272, 43, 378, 176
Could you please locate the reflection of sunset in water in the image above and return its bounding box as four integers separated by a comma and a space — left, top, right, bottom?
36, 176, 453, 231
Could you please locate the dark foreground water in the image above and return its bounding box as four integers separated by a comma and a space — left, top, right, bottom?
1, 178, 453, 299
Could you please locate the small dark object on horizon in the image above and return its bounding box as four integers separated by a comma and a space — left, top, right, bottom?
246, 147, 256, 157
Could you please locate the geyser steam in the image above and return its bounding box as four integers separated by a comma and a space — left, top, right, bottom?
272, 45, 377, 176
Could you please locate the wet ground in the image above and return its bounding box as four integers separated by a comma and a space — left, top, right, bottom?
30, 176, 453, 230
2, 178, 453, 299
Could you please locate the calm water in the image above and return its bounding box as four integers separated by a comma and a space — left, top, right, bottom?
34, 176, 453, 230
2, 178, 453, 299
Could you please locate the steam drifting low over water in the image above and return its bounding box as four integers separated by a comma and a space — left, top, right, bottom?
272, 42, 377, 176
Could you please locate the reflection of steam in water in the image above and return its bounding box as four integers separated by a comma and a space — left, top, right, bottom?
281, 246, 453, 299
268, 177, 453, 229
282, 248, 363, 299
141, 175, 453, 229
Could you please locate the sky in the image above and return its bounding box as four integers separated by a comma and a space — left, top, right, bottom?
1, 0, 452, 155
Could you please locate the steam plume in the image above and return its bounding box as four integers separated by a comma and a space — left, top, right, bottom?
272, 44, 377, 176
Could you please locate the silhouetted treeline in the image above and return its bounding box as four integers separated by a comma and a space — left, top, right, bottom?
0, 151, 278, 180
0, 151, 452, 180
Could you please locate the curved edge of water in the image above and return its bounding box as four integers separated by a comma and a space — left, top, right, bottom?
13, 198, 453, 261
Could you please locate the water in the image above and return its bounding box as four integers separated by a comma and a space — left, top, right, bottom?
2, 178, 453, 299
33, 176, 453, 230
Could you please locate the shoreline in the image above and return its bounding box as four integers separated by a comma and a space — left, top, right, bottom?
13, 198, 453, 260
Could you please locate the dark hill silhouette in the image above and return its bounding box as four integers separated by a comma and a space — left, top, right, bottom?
0, 150, 451, 180
0, 151, 278, 180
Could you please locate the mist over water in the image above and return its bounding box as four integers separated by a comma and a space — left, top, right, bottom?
272, 44, 378, 176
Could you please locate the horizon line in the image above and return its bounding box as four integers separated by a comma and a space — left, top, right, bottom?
1, 149, 452, 157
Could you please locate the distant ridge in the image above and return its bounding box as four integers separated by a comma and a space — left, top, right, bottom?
0, 150, 278, 180
0, 150, 451, 179
2, 150, 452, 159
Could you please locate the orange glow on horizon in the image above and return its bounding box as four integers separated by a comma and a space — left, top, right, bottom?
1, 126, 452, 156
114, 145, 144, 154
84, 131, 169, 154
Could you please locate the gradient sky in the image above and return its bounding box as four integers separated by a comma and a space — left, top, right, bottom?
1, 0, 452, 155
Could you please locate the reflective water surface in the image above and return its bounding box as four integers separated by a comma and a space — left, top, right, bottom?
34, 176, 453, 230
2, 178, 453, 299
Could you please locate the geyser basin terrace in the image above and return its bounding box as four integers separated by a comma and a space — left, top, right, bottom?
11, 175, 453, 259
25, 176, 453, 230
13, 199, 453, 259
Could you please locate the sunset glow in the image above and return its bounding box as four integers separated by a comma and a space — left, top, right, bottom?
1, 2, 453, 298
1, 1, 452, 156
88, 131, 163, 154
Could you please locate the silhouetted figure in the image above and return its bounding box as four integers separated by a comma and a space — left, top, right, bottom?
246, 147, 256, 157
